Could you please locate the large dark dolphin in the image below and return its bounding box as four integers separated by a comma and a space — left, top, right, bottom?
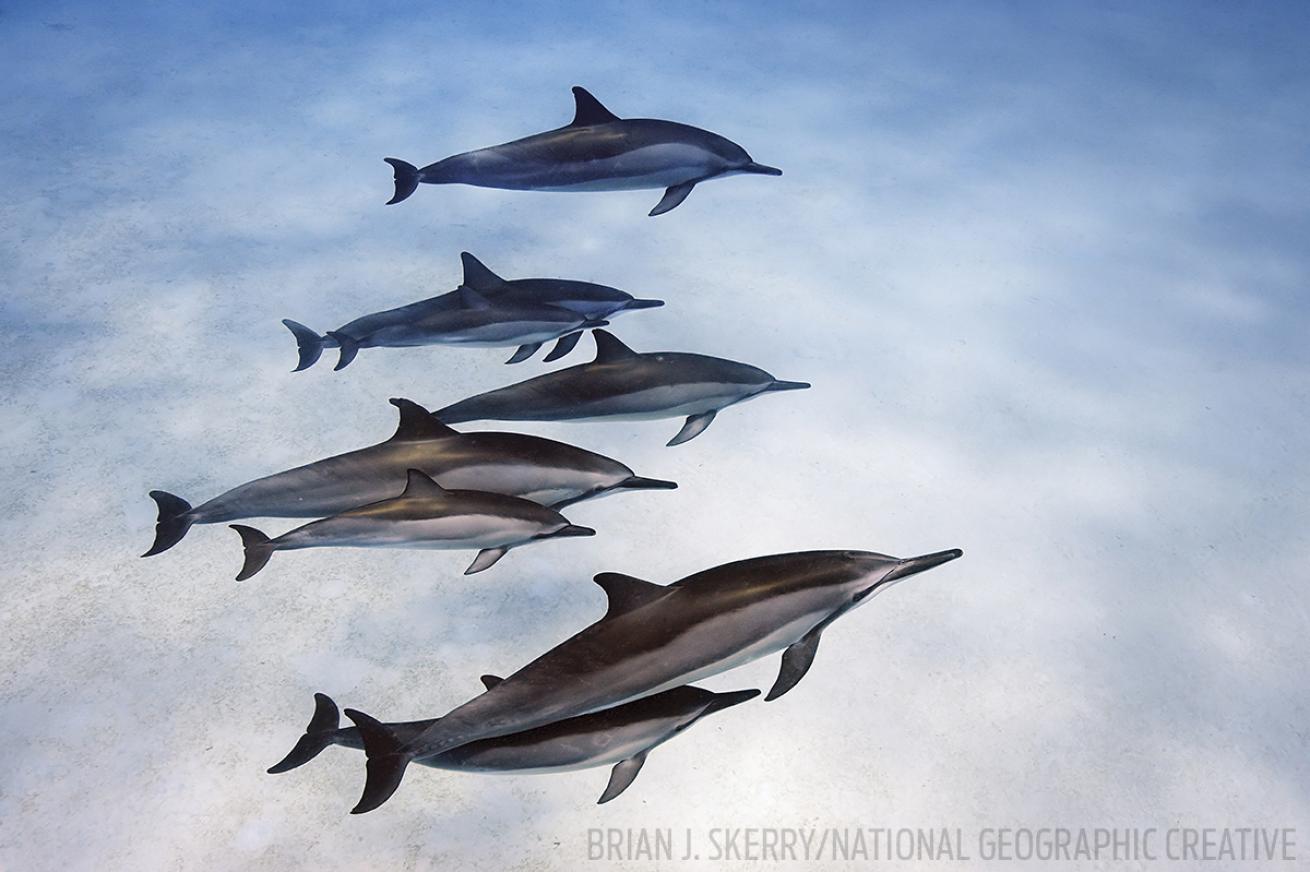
385, 86, 781, 216
335, 547, 963, 812
143, 398, 675, 556
269, 683, 758, 805
283, 285, 610, 371
229, 469, 595, 579
433, 330, 810, 446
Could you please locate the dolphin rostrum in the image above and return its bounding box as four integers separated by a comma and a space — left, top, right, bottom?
282, 284, 610, 371
143, 398, 675, 556
336, 548, 962, 812
433, 330, 810, 446
384, 86, 781, 216
269, 683, 759, 805
229, 469, 595, 579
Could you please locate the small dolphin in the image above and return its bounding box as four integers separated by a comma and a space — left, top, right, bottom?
299, 252, 665, 366
337, 548, 962, 812
229, 469, 595, 579
269, 683, 758, 805
385, 86, 781, 216
434, 330, 810, 446
282, 284, 609, 371
143, 398, 674, 556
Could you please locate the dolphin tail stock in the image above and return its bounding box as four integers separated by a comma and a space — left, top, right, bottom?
143, 490, 195, 556
281, 319, 326, 371
343, 708, 414, 814
383, 158, 421, 205
230, 524, 275, 581
268, 693, 341, 774
325, 331, 360, 371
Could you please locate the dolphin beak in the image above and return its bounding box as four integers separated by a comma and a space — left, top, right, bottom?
742, 162, 783, 176
552, 525, 597, 538
617, 476, 678, 491
706, 688, 762, 713
625, 298, 665, 310
883, 549, 964, 582
765, 380, 811, 392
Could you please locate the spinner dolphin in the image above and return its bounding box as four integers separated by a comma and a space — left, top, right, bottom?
385, 86, 781, 216
143, 398, 675, 556
334, 547, 962, 812
229, 469, 594, 579
282, 285, 609, 371
269, 683, 758, 805
434, 330, 810, 446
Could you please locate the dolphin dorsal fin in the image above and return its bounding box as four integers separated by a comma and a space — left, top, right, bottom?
594, 572, 666, 619
389, 398, 459, 441
479, 674, 504, 690
570, 86, 620, 126
401, 468, 448, 499
460, 252, 507, 292
458, 285, 494, 310
591, 329, 638, 364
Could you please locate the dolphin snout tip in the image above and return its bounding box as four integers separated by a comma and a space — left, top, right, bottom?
556, 524, 597, 538
743, 162, 783, 176
626, 298, 665, 310
767, 380, 811, 392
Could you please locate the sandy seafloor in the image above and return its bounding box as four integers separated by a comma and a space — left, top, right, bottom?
2, 2, 1308, 870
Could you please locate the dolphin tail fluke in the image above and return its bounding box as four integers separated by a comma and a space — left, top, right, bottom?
618, 476, 678, 492
667, 410, 716, 446
268, 693, 340, 774
230, 524, 275, 581
465, 547, 508, 575
143, 490, 195, 556
281, 319, 325, 371
543, 331, 583, 362
384, 158, 421, 205
649, 181, 696, 217
326, 331, 360, 371
343, 708, 413, 814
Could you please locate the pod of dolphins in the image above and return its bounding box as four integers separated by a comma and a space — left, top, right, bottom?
142, 86, 965, 813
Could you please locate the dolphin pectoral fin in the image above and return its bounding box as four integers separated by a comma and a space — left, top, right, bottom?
765, 626, 824, 702
343, 708, 412, 814
143, 490, 194, 556
384, 158, 421, 205
543, 331, 582, 362
649, 181, 696, 217
465, 547, 508, 575
506, 342, 542, 364
268, 693, 340, 774
597, 750, 648, 804
230, 525, 275, 581
667, 411, 716, 446
326, 331, 360, 371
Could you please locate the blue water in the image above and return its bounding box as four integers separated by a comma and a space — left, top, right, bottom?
2, 2, 1308, 869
